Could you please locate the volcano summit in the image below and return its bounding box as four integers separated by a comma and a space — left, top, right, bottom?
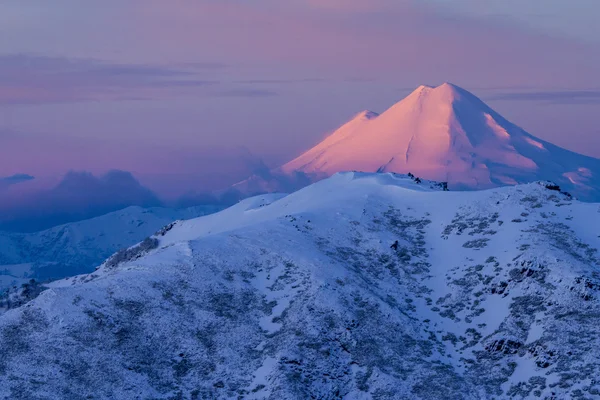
242, 83, 600, 200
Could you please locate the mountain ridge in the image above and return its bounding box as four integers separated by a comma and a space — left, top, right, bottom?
1, 173, 599, 399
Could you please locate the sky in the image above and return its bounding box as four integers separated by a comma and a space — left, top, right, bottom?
0, 0, 599, 229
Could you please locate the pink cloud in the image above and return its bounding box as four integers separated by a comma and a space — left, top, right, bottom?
0, 54, 220, 105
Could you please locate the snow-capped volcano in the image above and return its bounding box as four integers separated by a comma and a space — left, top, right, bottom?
280, 83, 600, 200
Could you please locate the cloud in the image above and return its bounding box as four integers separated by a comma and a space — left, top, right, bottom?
0, 146, 278, 232
0, 54, 221, 104
136, 146, 280, 201
0, 170, 162, 232
486, 90, 600, 104
179, 62, 229, 70
235, 78, 325, 84
215, 89, 279, 97
0, 125, 278, 196
0, 165, 282, 233
0, 54, 290, 104
0, 173, 35, 189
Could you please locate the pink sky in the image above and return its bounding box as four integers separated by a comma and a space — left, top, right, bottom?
1, 0, 599, 197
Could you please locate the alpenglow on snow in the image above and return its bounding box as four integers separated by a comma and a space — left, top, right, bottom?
237, 83, 600, 201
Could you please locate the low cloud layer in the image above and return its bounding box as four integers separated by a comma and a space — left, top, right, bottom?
0, 54, 281, 104
0, 170, 162, 232
0, 54, 215, 104
0, 157, 274, 232
0, 173, 34, 189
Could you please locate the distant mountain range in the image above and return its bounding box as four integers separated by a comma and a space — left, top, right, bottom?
238, 83, 600, 201
1, 173, 599, 398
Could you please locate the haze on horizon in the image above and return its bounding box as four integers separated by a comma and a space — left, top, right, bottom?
1, 0, 600, 229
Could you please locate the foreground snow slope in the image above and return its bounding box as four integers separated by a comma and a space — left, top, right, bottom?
0, 205, 221, 289
0, 172, 599, 399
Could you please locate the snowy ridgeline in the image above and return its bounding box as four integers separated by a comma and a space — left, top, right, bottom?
0, 204, 222, 291
0, 172, 599, 399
